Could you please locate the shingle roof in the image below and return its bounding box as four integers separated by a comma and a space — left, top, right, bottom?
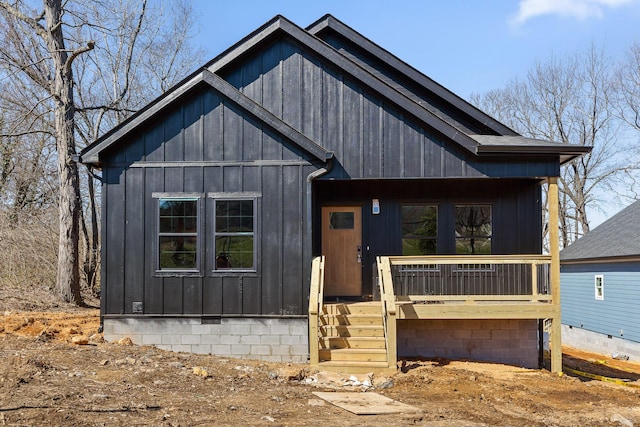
560, 200, 640, 261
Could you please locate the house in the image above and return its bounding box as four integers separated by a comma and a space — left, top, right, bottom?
560, 200, 640, 361
79, 14, 589, 372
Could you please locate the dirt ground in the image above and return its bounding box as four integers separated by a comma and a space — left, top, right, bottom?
1, 309, 640, 426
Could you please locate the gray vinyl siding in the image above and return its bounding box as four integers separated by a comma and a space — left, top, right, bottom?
100, 88, 320, 317
219, 37, 559, 180
561, 263, 640, 344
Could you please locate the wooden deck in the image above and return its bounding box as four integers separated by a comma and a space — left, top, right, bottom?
309, 253, 563, 373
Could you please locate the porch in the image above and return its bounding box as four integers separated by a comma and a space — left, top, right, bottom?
309, 254, 562, 373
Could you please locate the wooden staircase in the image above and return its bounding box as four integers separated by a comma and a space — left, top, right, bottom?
315, 302, 394, 373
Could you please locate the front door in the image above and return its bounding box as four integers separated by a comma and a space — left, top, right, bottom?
321, 206, 362, 297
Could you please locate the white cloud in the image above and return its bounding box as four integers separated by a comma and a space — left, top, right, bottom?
510, 0, 635, 26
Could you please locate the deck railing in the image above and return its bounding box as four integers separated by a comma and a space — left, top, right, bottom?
377, 256, 397, 369
379, 255, 553, 303
308, 256, 325, 366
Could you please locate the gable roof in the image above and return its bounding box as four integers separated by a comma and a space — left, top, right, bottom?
560, 200, 640, 262
79, 69, 333, 165
205, 14, 482, 154
80, 14, 590, 167
306, 14, 517, 137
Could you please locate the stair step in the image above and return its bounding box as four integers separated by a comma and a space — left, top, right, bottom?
319, 336, 386, 350
319, 348, 388, 362
320, 314, 383, 326
316, 360, 395, 374
323, 302, 382, 315
320, 325, 384, 337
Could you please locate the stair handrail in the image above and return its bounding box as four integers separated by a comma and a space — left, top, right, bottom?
308, 256, 325, 366
377, 256, 397, 369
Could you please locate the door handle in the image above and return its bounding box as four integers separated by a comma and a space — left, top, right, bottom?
357, 245, 362, 263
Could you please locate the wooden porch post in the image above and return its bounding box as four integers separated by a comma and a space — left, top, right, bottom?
548, 177, 562, 374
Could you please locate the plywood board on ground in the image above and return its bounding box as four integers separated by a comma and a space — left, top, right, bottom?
312, 392, 420, 415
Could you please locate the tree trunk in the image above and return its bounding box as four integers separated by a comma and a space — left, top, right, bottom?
45, 0, 83, 305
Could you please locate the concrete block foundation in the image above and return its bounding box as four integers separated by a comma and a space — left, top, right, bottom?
103, 317, 308, 362
397, 319, 540, 368
562, 324, 640, 362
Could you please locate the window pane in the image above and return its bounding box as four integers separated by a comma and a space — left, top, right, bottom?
329, 212, 354, 229
216, 236, 254, 269
401, 205, 437, 255
402, 238, 437, 255
159, 236, 197, 269
455, 205, 491, 237
216, 200, 254, 233
159, 200, 197, 233
455, 238, 491, 255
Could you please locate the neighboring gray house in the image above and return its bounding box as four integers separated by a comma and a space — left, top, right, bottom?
560, 200, 640, 361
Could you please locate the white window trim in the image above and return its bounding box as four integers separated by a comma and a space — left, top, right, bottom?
594, 274, 604, 300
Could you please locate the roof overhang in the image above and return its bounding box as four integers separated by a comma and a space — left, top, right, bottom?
471, 135, 592, 165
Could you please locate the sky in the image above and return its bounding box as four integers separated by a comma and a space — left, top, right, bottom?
191, 0, 640, 99
190, 0, 640, 225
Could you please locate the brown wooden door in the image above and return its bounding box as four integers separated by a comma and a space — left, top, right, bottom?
321, 206, 362, 297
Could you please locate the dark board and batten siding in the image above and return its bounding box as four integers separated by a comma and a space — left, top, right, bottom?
101, 88, 321, 317
561, 262, 640, 344
218, 37, 559, 180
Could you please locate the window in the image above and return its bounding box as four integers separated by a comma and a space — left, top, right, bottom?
214, 199, 256, 271
455, 205, 492, 255
401, 205, 437, 255
595, 275, 604, 300
158, 198, 199, 271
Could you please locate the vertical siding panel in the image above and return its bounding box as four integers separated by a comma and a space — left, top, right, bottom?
124, 168, 145, 313
323, 69, 342, 159
183, 167, 203, 193
261, 41, 283, 118
301, 55, 323, 143
242, 277, 262, 314
223, 166, 242, 192
242, 53, 263, 104
125, 134, 145, 164
164, 167, 183, 193
363, 93, 380, 178
282, 44, 302, 132
203, 91, 223, 161
383, 109, 402, 178
243, 115, 262, 161
242, 166, 260, 192
222, 276, 242, 314
261, 165, 282, 314
204, 167, 223, 194
144, 168, 163, 313
144, 124, 164, 162
184, 94, 203, 161
164, 107, 184, 161
105, 167, 125, 314
281, 165, 304, 315
222, 102, 243, 161
163, 277, 183, 314
404, 122, 422, 177
183, 277, 201, 314
203, 277, 223, 314
262, 128, 283, 160
342, 81, 362, 178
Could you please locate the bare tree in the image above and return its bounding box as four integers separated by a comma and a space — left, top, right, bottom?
0, 0, 203, 304
472, 45, 640, 248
